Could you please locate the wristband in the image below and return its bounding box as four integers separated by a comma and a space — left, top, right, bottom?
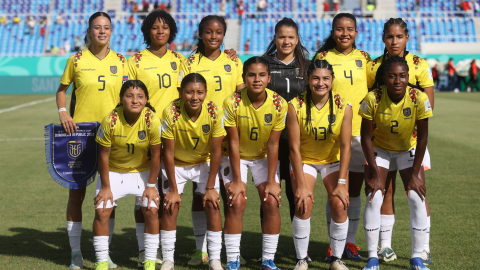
338, 178, 346, 184
146, 183, 156, 187
58, 107, 67, 113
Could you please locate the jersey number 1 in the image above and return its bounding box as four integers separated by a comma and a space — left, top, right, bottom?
126, 143, 135, 154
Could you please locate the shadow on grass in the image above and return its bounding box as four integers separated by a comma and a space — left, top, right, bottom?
0, 225, 338, 269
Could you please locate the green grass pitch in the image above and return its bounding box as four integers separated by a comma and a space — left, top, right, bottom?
0, 93, 479, 269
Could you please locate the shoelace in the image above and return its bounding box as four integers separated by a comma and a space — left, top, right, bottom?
345, 242, 360, 255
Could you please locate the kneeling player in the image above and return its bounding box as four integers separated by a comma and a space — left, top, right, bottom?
94, 80, 162, 270
160, 73, 225, 270
222, 57, 287, 270
288, 59, 353, 270
360, 56, 432, 270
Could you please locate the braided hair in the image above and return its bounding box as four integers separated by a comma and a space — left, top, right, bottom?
262, 17, 309, 78
117, 80, 156, 113
372, 18, 410, 90
315, 13, 357, 55
141, 9, 178, 46
192, 15, 227, 63
372, 55, 416, 90
304, 59, 335, 135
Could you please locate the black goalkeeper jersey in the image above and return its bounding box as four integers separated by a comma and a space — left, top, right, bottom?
264, 53, 310, 145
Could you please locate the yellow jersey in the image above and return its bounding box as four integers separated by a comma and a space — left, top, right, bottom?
359, 85, 433, 153
314, 48, 371, 136
367, 53, 434, 90
161, 99, 226, 166
128, 49, 185, 113
290, 92, 351, 164
178, 52, 244, 106
96, 106, 161, 173
223, 88, 288, 161
60, 49, 128, 123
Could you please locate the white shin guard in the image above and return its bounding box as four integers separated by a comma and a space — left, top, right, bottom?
292, 216, 310, 260
363, 190, 383, 258
406, 191, 427, 258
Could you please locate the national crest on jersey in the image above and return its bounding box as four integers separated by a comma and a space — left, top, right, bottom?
358, 85, 433, 153
161, 99, 225, 166
290, 92, 350, 164
96, 106, 161, 173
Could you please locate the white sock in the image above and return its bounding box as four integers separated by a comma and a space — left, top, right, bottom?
67, 221, 82, 252
93, 236, 109, 262
406, 192, 427, 258
330, 219, 349, 258
347, 196, 362, 244
424, 216, 431, 252
207, 230, 222, 260
292, 216, 310, 260
108, 218, 115, 246
191, 211, 207, 252
325, 199, 331, 237
161, 230, 176, 263
262, 234, 279, 261
364, 190, 383, 258
136, 223, 145, 252
380, 215, 395, 248
145, 233, 160, 261
225, 233, 241, 263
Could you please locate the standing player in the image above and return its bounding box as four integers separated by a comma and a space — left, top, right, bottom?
127, 9, 184, 266
93, 80, 162, 270
313, 13, 371, 261
360, 56, 432, 270
159, 73, 225, 270
177, 15, 245, 266
55, 11, 127, 269
367, 18, 434, 264
288, 59, 353, 270
222, 57, 287, 270
261, 17, 310, 226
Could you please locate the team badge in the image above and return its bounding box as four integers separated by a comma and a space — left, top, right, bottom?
355, 60, 363, 67
202, 124, 210, 133
264, 113, 273, 123
403, 108, 412, 117
138, 130, 146, 140
224, 167, 230, 176
171, 62, 177, 70
328, 114, 336, 123
110, 65, 117, 74
224, 64, 231, 72
68, 141, 83, 159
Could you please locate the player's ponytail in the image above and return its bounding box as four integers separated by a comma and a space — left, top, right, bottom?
305, 59, 335, 134
263, 17, 309, 78
315, 13, 357, 56
84, 11, 112, 49
192, 15, 227, 63
373, 55, 417, 90
117, 80, 156, 113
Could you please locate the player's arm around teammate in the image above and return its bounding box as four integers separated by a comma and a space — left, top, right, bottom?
366, 18, 435, 263
222, 57, 287, 270
93, 80, 162, 270
360, 56, 432, 270
159, 73, 225, 270
55, 11, 128, 269
313, 13, 371, 261
288, 59, 352, 270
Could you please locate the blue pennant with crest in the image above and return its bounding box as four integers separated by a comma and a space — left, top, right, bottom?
44, 122, 100, 189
